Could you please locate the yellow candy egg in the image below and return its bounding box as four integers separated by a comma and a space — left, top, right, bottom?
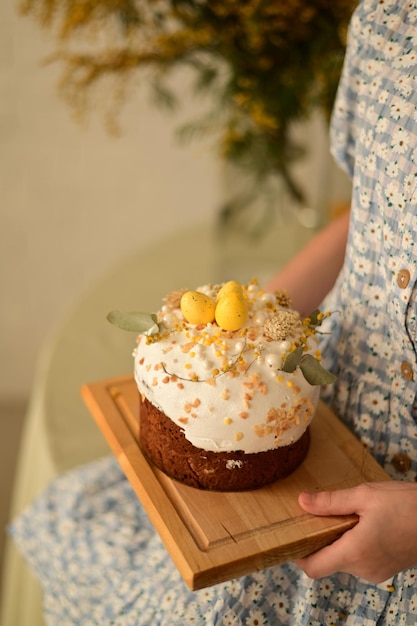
215, 292, 248, 331
180, 291, 216, 325
216, 280, 243, 301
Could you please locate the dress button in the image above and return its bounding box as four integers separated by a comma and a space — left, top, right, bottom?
392, 453, 412, 473
397, 269, 411, 289
401, 361, 414, 381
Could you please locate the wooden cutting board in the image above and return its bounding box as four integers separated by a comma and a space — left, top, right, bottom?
81, 374, 390, 590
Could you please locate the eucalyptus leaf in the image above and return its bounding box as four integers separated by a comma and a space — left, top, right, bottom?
107, 311, 159, 335
282, 345, 304, 373
299, 354, 337, 386
307, 309, 321, 327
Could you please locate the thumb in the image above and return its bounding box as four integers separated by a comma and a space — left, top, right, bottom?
298, 487, 362, 517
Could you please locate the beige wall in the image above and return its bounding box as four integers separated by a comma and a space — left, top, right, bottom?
0, 4, 352, 402
0, 3, 220, 399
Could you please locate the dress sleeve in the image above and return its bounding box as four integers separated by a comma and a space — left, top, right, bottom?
330, 1, 372, 179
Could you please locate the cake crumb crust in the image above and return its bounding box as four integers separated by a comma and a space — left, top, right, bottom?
139, 396, 310, 491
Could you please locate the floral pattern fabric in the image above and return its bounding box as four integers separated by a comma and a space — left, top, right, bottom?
10, 456, 417, 626
9, 0, 417, 623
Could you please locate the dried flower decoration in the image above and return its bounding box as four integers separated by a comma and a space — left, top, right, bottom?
263, 310, 300, 342
280, 309, 337, 385
163, 288, 188, 311
274, 289, 292, 309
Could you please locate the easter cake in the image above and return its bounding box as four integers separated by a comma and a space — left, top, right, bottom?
108, 279, 335, 491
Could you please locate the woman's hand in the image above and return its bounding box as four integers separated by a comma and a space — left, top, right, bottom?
295, 481, 417, 582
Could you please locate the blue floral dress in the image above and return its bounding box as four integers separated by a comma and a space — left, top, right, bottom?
10, 0, 417, 623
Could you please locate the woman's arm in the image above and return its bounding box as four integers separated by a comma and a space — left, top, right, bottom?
264, 210, 350, 314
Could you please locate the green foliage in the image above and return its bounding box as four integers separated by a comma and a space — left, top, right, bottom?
282, 345, 336, 386
299, 354, 337, 385
106, 311, 159, 334
20, 0, 357, 212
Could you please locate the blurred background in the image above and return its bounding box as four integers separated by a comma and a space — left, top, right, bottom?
0, 0, 221, 587
0, 0, 353, 609
0, 2, 223, 404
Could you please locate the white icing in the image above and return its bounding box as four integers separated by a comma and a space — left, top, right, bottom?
134, 282, 321, 454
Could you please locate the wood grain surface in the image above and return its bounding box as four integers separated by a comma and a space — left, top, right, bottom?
81, 375, 390, 590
